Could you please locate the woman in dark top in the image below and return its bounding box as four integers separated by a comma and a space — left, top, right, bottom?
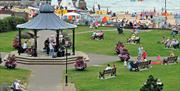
44, 38, 50, 54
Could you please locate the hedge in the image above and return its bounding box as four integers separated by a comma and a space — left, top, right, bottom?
0, 16, 27, 32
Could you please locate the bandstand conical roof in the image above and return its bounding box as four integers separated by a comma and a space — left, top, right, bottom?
17, 4, 77, 30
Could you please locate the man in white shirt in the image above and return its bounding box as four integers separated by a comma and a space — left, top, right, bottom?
171, 26, 178, 37
49, 41, 54, 57
105, 64, 112, 70
13, 80, 22, 91
22, 41, 28, 52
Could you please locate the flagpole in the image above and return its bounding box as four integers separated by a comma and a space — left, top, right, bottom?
165, 0, 167, 12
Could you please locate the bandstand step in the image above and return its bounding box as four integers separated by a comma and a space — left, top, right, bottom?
15, 55, 89, 65
7, 51, 90, 65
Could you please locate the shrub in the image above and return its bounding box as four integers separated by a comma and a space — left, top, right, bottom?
140, 75, 163, 91
0, 19, 6, 32
0, 16, 26, 32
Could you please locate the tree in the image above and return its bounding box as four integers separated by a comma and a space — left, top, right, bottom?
0, 16, 26, 32
140, 75, 163, 91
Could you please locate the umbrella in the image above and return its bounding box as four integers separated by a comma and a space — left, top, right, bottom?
102, 16, 109, 23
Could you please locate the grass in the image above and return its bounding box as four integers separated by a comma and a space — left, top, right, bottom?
0, 26, 179, 56
0, 26, 113, 52
0, 66, 31, 85
68, 62, 180, 91
0, 30, 32, 52
0, 31, 18, 52
75, 27, 180, 56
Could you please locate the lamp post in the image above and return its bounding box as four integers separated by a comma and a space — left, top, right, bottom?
164, 0, 167, 26
165, 0, 167, 12
65, 45, 68, 86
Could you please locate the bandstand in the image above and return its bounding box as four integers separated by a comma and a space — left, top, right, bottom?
15, 3, 89, 65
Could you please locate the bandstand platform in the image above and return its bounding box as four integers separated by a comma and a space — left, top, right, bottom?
9, 51, 89, 65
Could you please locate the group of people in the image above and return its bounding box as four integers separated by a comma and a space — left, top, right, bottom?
44, 37, 56, 57
89, 20, 100, 29
121, 46, 148, 70
4, 54, 17, 69
127, 56, 149, 71
127, 33, 140, 44
113, 18, 150, 31
91, 30, 104, 40
160, 36, 179, 49
115, 42, 130, 62
139, 11, 155, 20
43, 35, 72, 57
13, 39, 36, 57
137, 46, 148, 62
13, 33, 72, 58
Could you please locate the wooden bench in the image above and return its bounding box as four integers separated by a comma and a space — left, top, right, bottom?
163, 56, 178, 65
137, 60, 151, 71
130, 60, 151, 71
99, 68, 116, 79
127, 37, 140, 44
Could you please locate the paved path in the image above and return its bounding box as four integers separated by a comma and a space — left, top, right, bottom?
19, 65, 64, 91
0, 52, 64, 91
86, 53, 119, 66
73, 28, 152, 35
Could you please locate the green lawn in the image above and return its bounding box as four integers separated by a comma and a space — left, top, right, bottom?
0, 30, 32, 52
0, 26, 113, 52
0, 31, 18, 52
0, 26, 179, 56
68, 62, 180, 91
75, 27, 180, 56
0, 66, 30, 85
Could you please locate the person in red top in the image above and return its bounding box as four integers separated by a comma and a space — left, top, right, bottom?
142, 50, 147, 61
